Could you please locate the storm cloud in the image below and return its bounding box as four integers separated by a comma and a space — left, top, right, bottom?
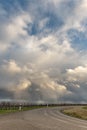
0, 0, 87, 103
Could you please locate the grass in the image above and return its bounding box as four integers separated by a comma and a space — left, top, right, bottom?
82, 106, 87, 109
0, 109, 18, 114
62, 106, 87, 120
0, 105, 45, 115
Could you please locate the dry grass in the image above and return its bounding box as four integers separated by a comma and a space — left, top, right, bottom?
62, 106, 87, 120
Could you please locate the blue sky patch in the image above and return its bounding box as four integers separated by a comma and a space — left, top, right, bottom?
68, 29, 87, 50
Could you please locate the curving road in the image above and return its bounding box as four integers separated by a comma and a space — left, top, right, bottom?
0, 107, 87, 130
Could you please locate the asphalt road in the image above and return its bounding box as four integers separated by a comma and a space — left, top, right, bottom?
0, 107, 87, 130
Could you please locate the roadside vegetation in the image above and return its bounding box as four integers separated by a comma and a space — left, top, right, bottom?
62, 106, 87, 120
0, 102, 66, 115
0, 105, 46, 115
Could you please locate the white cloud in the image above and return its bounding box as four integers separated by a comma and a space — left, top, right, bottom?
67, 65, 87, 82
0, 8, 32, 53
0, 0, 87, 102
7, 13, 32, 38
16, 79, 31, 90
1, 60, 21, 74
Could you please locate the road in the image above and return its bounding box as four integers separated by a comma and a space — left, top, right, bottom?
0, 107, 87, 130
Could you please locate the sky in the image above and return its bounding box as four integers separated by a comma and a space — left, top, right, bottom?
0, 0, 87, 103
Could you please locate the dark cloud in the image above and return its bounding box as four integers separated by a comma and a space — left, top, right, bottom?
0, 88, 14, 99
27, 83, 43, 103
